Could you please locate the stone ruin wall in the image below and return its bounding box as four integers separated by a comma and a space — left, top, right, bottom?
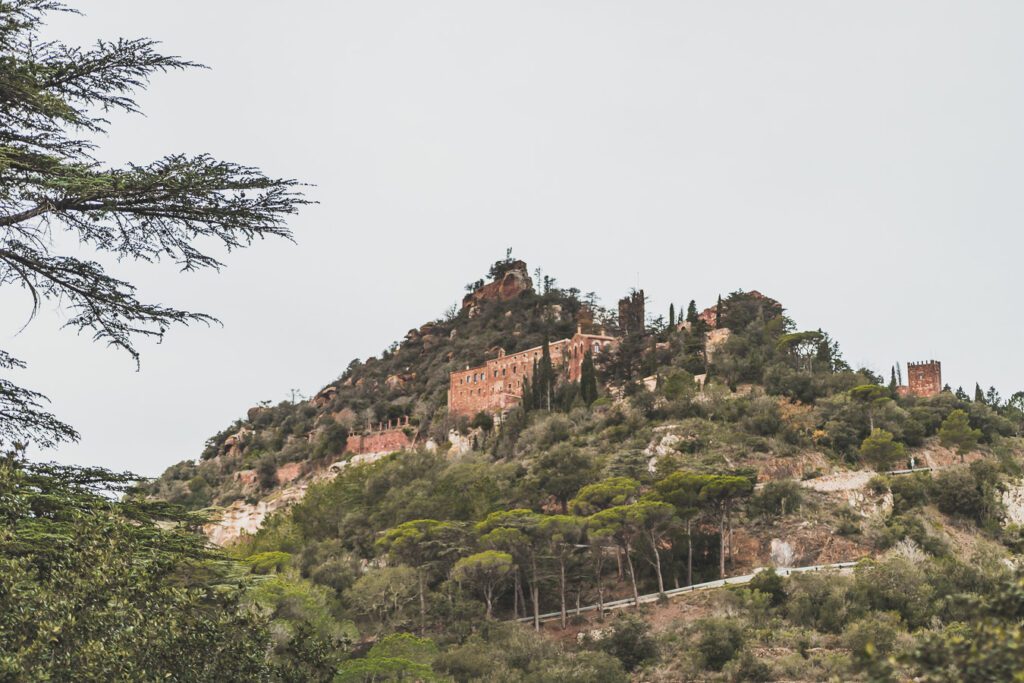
346, 416, 414, 455
448, 332, 617, 416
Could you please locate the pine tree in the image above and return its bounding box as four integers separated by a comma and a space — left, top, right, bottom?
668, 303, 676, 328
956, 386, 969, 401
580, 352, 598, 406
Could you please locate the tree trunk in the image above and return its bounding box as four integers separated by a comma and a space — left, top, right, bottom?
649, 529, 665, 595
727, 505, 734, 569
516, 570, 528, 619
530, 558, 540, 631
559, 557, 567, 629
484, 586, 493, 619
719, 511, 726, 579
624, 542, 640, 607
513, 569, 520, 618
418, 570, 427, 633
686, 519, 694, 586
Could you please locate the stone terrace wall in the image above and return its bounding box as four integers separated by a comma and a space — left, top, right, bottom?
346, 418, 414, 455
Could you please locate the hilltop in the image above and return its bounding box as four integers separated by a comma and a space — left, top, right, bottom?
142, 258, 1024, 681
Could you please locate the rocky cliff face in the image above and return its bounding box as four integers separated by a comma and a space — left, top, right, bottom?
461, 260, 533, 315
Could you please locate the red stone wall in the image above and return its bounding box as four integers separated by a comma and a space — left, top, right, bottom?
907, 360, 941, 398
346, 424, 413, 455
448, 332, 617, 416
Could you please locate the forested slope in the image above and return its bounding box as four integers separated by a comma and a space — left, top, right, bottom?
137, 259, 1024, 681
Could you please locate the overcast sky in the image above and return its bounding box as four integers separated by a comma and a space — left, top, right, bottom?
6, 1, 1022, 476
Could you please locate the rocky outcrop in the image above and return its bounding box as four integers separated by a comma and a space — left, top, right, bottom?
755, 451, 831, 482
461, 260, 533, 315
1003, 483, 1024, 525
204, 484, 308, 546
311, 386, 338, 408
276, 462, 303, 485
705, 328, 731, 361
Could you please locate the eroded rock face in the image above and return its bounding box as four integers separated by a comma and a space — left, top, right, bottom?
204, 484, 307, 546
461, 260, 533, 315
770, 539, 796, 568
1003, 484, 1024, 525
448, 429, 476, 456
276, 462, 303, 485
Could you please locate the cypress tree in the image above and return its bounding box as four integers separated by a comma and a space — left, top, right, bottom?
580, 352, 598, 406
669, 303, 676, 328
715, 295, 723, 327
531, 358, 541, 409
521, 376, 534, 412
974, 383, 985, 403
889, 366, 897, 391
538, 339, 554, 411
686, 300, 699, 325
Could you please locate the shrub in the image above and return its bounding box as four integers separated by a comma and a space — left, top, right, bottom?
723, 648, 773, 681
867, 474, 890, 495
748, 567, 786, 606
695, 616, 745, 671
749, 479, 803, 519
470, 411, 494, 432
843, 612, 902, 671
889, 473, 930, 513
598, 614, 659, 672
785, 572, 851, 633
931, 466, 1001, 525
859, 429, 906, 471
244, 551, 291, 574
851, 558, 933, 628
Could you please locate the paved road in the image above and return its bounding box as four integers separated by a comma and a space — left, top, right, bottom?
515, 560, 859, 625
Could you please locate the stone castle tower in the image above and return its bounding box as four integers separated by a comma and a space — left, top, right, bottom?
906, 360, 941, 398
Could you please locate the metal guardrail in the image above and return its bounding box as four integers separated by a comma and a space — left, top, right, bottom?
515, 469, 936, 624
515, 560, 859, 624
885, 467, 933, 476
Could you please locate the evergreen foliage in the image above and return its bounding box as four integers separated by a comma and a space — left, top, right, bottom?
0, 1, 307, 451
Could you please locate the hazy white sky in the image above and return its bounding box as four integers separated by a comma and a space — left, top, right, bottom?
5, 1, 1022, 476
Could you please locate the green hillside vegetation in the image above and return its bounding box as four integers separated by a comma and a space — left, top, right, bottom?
129, 261, 1024, 680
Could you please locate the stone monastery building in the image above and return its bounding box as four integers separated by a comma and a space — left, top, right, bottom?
448, 330, 617, 416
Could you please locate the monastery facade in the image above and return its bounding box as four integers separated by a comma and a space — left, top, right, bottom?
448, 331, 617, 416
